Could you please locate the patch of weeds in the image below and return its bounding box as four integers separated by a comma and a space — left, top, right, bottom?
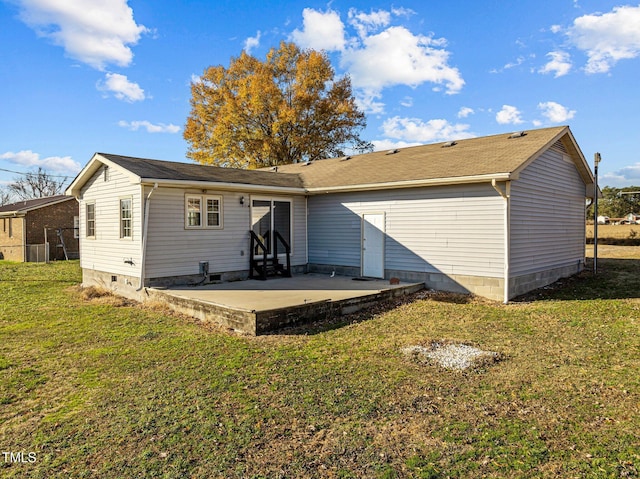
405, 454, 443, 478
75, 285, 136, 307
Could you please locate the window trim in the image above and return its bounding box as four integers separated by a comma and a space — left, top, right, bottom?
185, 194, 223, 229
86, 202, 96, 238
119, 197, 133, 239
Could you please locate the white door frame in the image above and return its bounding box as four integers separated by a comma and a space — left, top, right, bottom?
250, 196, 293, 258
361, 212, 385, 278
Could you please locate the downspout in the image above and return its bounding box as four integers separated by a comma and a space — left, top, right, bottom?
21, 214, 26, 263
492, 179, 511, 303
138, 183, 158, 291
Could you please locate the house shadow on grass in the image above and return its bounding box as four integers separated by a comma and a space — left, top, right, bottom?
511, 257, 640, 302
269, 258, 640, 335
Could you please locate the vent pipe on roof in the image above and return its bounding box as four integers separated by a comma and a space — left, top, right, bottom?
508, 131, 527, 139
385, 149, 400, 155
442, 141, 457, 148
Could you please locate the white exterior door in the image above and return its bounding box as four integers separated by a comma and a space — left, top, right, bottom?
362, 213, 385, 278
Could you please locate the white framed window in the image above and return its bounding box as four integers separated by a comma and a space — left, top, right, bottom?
86, 203, 96, 238
120, 198, 132, 238
73, 216, 79, 239
185, 195, 223, 229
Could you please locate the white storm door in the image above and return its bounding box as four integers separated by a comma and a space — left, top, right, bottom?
362, 213, 385, 278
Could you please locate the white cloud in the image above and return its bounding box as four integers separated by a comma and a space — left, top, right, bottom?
538, 101, 576, 123
457, 107, 474, 118
355, 89, 386, 114
291, 8, 346, 51
539, 51, 572, 77
14, 0, 147, 70
244, 31, 261, 54
118, 120, 180, 133
504, 56, 525, 70
601, 163, 640, 186
348, 8, 391, 38
371, 139, 422, 151
381, 116, 473, 143
391, 7, 416, 18
341, 26, 464, 94
290, 7, 464, 113
0, 150, 81, 174
566, 5, 640, 74
400, 96, 413, 108
97, 73, 145, 102
496, 105, 524, 125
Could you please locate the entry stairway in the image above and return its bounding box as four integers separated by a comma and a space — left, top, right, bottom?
249, 230, 291, 280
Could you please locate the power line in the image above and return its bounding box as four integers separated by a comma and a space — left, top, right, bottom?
0, 166, 72, 179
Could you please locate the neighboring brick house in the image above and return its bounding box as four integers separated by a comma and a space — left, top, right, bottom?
0, 195, 79, 262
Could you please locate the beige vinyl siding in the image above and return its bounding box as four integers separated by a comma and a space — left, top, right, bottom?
79, 166, 142, 276
144, 188, 306, 278
308, 184, 505, 277
510, 147, 586, 276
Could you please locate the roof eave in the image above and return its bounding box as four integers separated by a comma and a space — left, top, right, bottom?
304, 172, 516, 194
140, 178, 306, 194
66, 153, 141, 197
0, 196, 75, 215
510, 126, 595, 192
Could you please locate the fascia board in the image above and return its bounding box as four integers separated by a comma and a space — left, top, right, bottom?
66, 153, 141, 197
304, 172, 515, 194
140, 178, 307, 195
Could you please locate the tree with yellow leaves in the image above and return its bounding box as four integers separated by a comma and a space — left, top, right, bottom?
184, 42, 371, 169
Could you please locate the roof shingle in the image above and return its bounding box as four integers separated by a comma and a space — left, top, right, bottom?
0, 195, 73, 214
273, 126, 579, 189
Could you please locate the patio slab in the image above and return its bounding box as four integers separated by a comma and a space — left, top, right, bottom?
149, 274, 424, 334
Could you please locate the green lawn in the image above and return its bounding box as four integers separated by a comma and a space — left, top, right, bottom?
0, 256, 638, 478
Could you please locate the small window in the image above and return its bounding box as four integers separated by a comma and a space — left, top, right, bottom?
73, 216, 79, 239
206, 197, 220, 227
186, 196, 202, 227
120, 198, 132, 238
185, 195, 222, 229
86, 203, 96, 237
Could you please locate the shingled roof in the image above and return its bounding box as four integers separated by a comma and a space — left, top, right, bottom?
98, 154, 304, 188
67, 126, 593, 197
273, 126, 593, 191
0, 195, 74, 215
66, 153, 304, 196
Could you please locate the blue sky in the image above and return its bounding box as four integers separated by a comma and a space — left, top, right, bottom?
1, 0, 640, 192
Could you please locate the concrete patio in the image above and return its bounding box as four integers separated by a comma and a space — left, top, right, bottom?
148, 274, 424, 335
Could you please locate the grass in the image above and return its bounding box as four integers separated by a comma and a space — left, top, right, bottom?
1, 254, 639, 478
586, 224, 640, 245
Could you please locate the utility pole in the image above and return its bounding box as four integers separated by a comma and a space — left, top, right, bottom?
593, 153, 601, 275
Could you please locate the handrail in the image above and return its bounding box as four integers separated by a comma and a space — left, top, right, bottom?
249, 230, 291, 279
274, 230, 291, 277
250, 230, 268, 279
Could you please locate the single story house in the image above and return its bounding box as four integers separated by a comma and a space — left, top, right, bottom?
66, 125, 594, 302
0, 195, 79, 262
